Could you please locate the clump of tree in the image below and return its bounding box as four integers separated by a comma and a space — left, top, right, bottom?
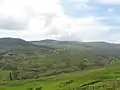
9, 71, 20, 80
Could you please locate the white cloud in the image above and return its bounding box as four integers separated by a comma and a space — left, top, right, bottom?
68, 0, 120, 5
68, 0, 89, 4
0, 0, 119, 43
34, 16, 110, 42
0, 0, 63, 30
65, 0, 94, 11
108, 8, 114, 13
96, 0, 120, 4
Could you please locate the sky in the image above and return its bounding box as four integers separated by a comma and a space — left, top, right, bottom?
0, 0, 120, 43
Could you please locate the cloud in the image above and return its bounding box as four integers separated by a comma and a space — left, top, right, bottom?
0, 17, 28, 30
96, 0, 120, 5
0, 0, 120, 43
108, 8, 114, 13
0, 0, 62, 30
69, 0, 120, 5
27, 16, 109, 41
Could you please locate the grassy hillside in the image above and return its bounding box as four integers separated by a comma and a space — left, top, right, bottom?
0, 38, 55, 53
31, 39, 120, 55
0, 38, 120, 89
0, 38, 120, 81
1, 63, 120, 90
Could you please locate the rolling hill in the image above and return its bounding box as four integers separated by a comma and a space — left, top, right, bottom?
31, 39, 120, 55
0, 38, 55, 53
0, 38, 120, 81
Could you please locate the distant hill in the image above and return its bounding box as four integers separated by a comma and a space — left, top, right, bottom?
31, 39, 81, 45
0, 38, 120, 80
0, 38, 55, 53
31, 39, 120, 55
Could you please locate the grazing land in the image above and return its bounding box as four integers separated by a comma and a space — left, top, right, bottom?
1, 38, 120, 90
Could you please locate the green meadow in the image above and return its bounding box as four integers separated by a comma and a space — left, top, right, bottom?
1, 64, 120, 90
1, 38, 120, 90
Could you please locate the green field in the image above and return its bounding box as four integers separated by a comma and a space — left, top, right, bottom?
1, 64, 120, 90
1, 38, 120, 90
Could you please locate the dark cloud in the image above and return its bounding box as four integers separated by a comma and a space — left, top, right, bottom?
0, 17, 28, 30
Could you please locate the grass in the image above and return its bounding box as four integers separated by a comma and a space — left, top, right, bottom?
0, 70, 10, 82
1, 64, 120, 90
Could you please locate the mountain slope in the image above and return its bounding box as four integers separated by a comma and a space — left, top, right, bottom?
31, 39, 120, 55
0, 38, 56, 78
0, 38, 55, 53
0, 38, 120, 80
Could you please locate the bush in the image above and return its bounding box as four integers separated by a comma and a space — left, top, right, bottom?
35, 87, 42, 90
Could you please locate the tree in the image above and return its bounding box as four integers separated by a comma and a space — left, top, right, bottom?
9, 72, 13, 81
